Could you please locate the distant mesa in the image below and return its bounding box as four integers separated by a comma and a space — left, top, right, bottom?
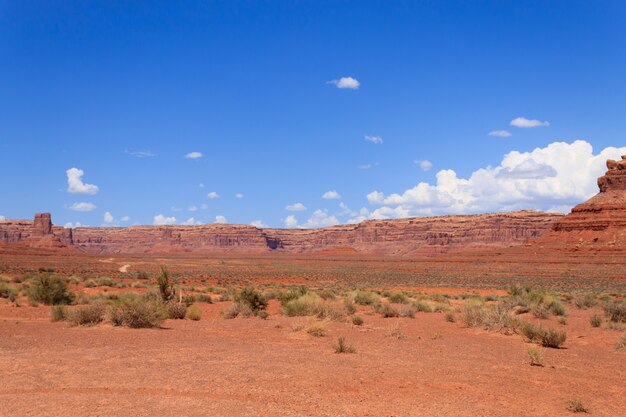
1, 158, 624, 254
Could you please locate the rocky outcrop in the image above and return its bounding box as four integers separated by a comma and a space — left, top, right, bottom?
0, 211, 561, 255
541, 156, 626, 247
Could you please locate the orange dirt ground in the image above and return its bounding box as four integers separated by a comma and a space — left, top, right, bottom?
1, 248, 625, 416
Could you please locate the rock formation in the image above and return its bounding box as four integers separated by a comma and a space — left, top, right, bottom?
541, 155, 626, 247
0, 211, 560, 255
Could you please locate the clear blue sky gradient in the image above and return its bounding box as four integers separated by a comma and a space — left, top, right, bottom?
1, 1, 625, 227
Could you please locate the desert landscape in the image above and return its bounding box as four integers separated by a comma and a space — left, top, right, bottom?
2, 2, 626, 416
1, 158, 625, 416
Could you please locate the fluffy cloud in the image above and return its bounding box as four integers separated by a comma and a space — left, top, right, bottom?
103, 212, 114, 224
101, 212, 128, 226
286, 202, 307, 211
250, 220, 268, 228
69, 202, 97, 212
0, 215, 5, 220
181, 217, 202, 226
120, 216, 130, 222
63, 222, 85, 228
283, 215, 299, 228
207, 192, 219, 199
488, 130, 512, 138
327, 76, 360, 89
510, 117, 550, 128
153, 214, 177, 225
214, 215, 227, 224
414, 160, 433, 171
235, 193, 244, 199
364, 135, 383, 144
322, 190, 341, 199
365, 140, 626, 217
185, 151, 203, 159
66, 168, 99, 195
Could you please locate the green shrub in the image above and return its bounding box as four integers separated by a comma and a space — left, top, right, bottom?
167, 302, 187, 319
376, 303, 399, 318
186, 305, 202, 321
306, 321, 326, 337
26, 274, 75, 305
68, 304, 105, 326
50, 305, 67, 322
352, 290, 379, 306
412, 300, 433, 313
531, 304, 550, 319
156, 266, 176, 302
282, 293, 324, 316
334, 336, 356, 354
387, 292, 409, 304
398, 304, 417, 318
343, 298, 357, 315
590, 314, 602, 327
461, 300, 486, 327
604, 300, 626, 323
541, 328, 567, 348
236, 287, 268, 313
573, 293, 596, 309
109, 299, 166, 328
0, 282, 18, 302
527, 347, 544, 366
547, 298, 568, 317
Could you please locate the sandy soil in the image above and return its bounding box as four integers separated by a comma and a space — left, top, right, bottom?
1, 300, 624, 417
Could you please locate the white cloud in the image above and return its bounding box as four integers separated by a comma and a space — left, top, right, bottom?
188, 205, 198, 212
510, 117, 550, 128
185, 151, 203, 159
214, 215, 228, 224
181, 217, 202, 226
358, 162, 379, 169
120, 216, 130, 222
250, 220, 268, 228
207, 192, 219, 199
68, 202, 97, 212
488, 130, 512, 138
66, 168, 99, 195
126, 150, 156, 158
198, 183, 205, 188
327, 76, 360, 89
103, 212, 114, 224
322, 190, 341, 200
63, 222, 85, 228
286, 202, 307, 211
0, 215, 5, 220
303, 209, 339, 228
153, 214, 177, 225
283, 215, 299, 228
235, 193, 244, 199
364, 135, 383, 144
365, 140, 626, 217
414, 160, 433, 171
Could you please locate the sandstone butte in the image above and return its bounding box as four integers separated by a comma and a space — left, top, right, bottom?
1, 156, 624, 255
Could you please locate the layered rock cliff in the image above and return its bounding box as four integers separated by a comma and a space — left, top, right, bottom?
0, 210, 561, 255
540, 155, 626, 247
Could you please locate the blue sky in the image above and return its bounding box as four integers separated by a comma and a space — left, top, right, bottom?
1, 1, 625, 228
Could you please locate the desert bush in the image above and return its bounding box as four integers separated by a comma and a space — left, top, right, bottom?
0, 282, 18, 302
541, 327, 567, 348
343, 298, 357, 315
351, 316, 364, 326
352, 290, 379, 306
412, 300, 433, 313
236, 287, 268, 313
386, 324, 406, 340
444, 311, 456, 322
68, 304, 105, 326
84, 279, 97, 288
26, 274, 75, 305
397, 304, 417, 318
109, 299, 166, 328
484, 303, 520, 333
461, 299, 486, 327
375, 303, 399, 318
547, 297, 568, 317
531, 304, 550, 319
387, 292, 409, 304
306, 321, 327, 337
50, 305, 67, 322
604, 300, 626, 323
317, 288, 336, 301
156, 266, 176, 302
334, 336, 356, 353
567, 399, 590, 414
615, 334, 626, 351
221, 302, 254, 319
167, 302, 187, 319
282, 293, 323, 316
590, 314, 602, 328
527, 347, 544, 366
186, 305, 202, 321
573, 293, 596, 309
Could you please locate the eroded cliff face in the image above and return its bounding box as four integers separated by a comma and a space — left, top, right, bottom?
541, 155, 626, 247
0, 211, 560, 255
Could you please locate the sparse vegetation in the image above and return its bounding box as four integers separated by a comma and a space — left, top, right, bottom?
616, 334, 626, 351
26, 273, 75, 305
167, 302, 187, 319
334, 336, 356, 353
109, 299, 166, 328
567, 398, 590, 414
590, 314, 602, 327
604, 300, 626, 323
351, 315, 364, 326
68, 304, 105, 326
527, 347, 544, 366
156, 266, 176, 302
185, 305, 202, 321
306, 321, 327, 337
50, 305, 67, 322
521, 322, 567, 348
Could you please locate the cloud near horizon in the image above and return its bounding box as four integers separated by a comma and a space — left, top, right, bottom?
488, 130, 512, 138
285, 202, 307, 211
363, 140, 626, 219
66, 168, 99, 195
69, 202, 97, 212
153, 214, 177, 225
322, 190, 341, 199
